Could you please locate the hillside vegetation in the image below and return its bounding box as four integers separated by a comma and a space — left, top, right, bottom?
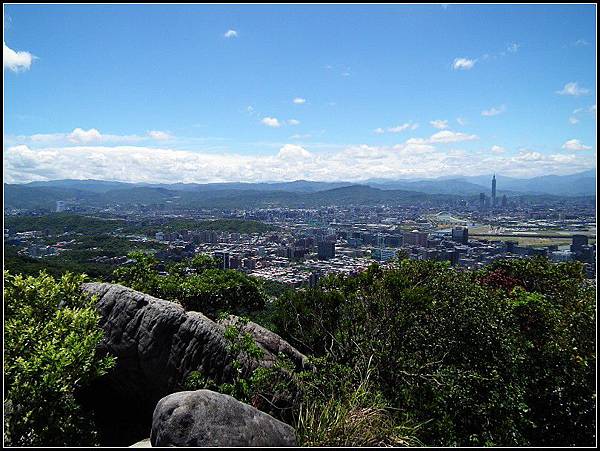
3, 256, 596, 446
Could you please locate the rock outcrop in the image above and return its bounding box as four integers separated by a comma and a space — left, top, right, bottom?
129, 438, 152, 447
151, 390, 297, 447
79, 282, 307, 445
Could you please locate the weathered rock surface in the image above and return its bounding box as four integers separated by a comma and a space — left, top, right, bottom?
129, 438, 152, 447
151, 390, 297, 447
219, 314, 310, 370
79, 282, 307, 445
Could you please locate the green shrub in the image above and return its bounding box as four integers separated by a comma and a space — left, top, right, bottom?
4, 271, 116, 446
264, 258, 596, 446
113, 252, 266, 317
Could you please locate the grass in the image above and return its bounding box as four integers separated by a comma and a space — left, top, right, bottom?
295, 358, 424, 447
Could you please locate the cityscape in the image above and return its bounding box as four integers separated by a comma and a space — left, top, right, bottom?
6, 173, 596, 286
3, 3, 596, 449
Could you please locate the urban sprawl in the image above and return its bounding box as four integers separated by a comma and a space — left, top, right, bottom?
5, 176, 596, 285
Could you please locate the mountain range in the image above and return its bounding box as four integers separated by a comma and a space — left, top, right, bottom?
4, 170, 595, 211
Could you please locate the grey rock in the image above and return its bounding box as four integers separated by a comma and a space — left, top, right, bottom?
219, 314, 311, 370
129, 438, 152, 447
151, 390, 297, 447
82, 282, 308, 403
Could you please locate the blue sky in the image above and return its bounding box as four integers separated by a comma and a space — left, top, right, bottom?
4, 4, 597, 183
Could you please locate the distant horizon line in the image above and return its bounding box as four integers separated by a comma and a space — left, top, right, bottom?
5, 168, 596, 186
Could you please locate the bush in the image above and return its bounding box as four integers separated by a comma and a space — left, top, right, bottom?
264, 258, 596, 446
113, 252, 266, 317
4, 271, 116, 446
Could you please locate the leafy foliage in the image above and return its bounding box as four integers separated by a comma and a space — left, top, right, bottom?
3, 271, 116, 446
113, 251, 266, 317
263, 257, 596, 446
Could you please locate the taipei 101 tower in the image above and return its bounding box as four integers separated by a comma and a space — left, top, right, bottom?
492, 174, 497, 208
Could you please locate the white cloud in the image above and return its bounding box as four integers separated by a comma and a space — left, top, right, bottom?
277, 144, 312, 159
481, 105, 506, 117
4, 42, 34, 72
428, 130, 478, 143
5, 140, 595, 185
261, 117, 281, 128
7, 129, 151, 146
452, 58, 476, 70
556, 82, 589, 96
68, 128, 102, 144
224, 30, 238, 38
506, 42, 520, 53
491, 145, 506, 154
293, 97, 306, 104
287, 119, 300, 125
562, 139, 592, 151
589, 104, 596, 113
387, 122, 418, 133
430, 119, 449, 130
373, 128, 385, 134
572, 39, 589, 47
29, 133, 66, 143
456, 117, 467, 126
568, 117, 579, 125
148, 130, 172, 140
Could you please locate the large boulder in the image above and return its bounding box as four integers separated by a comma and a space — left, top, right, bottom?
79, 282, 307, 445
151, 390, 297, 447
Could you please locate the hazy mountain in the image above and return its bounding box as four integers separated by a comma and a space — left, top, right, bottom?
4, 183, 457, 211
24, 179, 134, 193
15, 170, 595, 197
21, 179, 353, 194
435, 170, 596, 196
368, 178, 491, 195
5, 170, 596, 211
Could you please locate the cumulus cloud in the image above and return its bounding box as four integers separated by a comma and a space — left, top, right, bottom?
148, 130, 172, 140
293, 97, 306, 104
6, 129, 152, 147
562, 139, 592, 151
224, 30, 238, 38
481, 105, 506, 116
373, 127, 385, 134
491, 145, 506, 154
452, 58, 476, 70
430, 119, 449, 130
4, 140, 595, 185
4, 42, 34, 72
277, 144, 312, 159
68, 128, 102, 144
261, 117, 281, 127
556, 82, 589, 96
287, 119, 300, 125
569, 117, 579, 125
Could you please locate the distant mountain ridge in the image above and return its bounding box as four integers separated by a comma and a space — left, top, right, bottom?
16, 169, 596, 196
4, 172, 596, 212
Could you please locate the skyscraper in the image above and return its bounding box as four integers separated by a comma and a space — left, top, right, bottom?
491, 174, 497, 208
